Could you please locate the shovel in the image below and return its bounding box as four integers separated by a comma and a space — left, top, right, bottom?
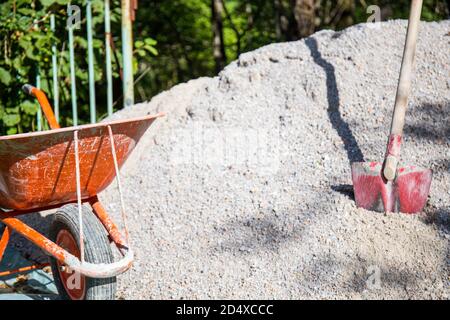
351, 0, 432, 214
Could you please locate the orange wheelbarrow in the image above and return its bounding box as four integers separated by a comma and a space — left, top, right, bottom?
0, 85, 163, 299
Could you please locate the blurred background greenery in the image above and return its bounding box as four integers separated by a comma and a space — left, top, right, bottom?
0, 0, 448, 135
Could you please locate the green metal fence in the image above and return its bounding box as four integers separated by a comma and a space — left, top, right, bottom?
36, 0, 134, 130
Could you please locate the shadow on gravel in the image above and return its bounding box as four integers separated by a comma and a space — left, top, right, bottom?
305, 37, 364, 164
302, 254, 421, 298
212, 212, 306, 254
432, 159, 449, 174
423, 206, 450, 234
331, 184, 354, 200
8, 213, 52, 264
404, 102, 450, 143
406, 101, 449, 236
348, 264, 420, 296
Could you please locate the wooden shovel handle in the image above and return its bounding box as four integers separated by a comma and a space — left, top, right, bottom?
383, 0, 423, 181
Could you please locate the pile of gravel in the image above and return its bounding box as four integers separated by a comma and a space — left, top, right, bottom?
101, 20, 449, 299
10, 20, 446, 299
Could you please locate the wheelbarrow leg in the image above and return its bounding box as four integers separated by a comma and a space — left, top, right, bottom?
0, 226, 10, 262
89, 197, 128, 249
0, 224, 51, 278
1, 217, 67, 262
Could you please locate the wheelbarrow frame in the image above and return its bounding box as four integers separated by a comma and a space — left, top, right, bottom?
0, 85, 162, 282
0, 195, 131, 278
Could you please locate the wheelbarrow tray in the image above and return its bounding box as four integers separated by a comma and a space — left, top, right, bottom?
0, 114, 162, 211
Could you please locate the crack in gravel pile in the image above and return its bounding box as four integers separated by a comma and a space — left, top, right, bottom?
100, 20, 448, 299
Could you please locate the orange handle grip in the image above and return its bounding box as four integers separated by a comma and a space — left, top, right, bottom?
22, 84, 60, 130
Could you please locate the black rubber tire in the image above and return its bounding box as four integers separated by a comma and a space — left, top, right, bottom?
49, 204, 116, 300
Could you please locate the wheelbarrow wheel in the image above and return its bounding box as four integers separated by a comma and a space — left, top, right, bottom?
49, 204, 116, 300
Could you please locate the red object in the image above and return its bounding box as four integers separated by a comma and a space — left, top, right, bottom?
386, 134, 402, 158
0, 115, 160, 210
351, 1, 431, 214
56, 229, 86, 300
351, 161, 432, 213
0, 85, 164, 285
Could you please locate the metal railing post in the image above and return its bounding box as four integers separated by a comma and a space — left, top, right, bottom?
36, 71, 42, 131
50, 14, 60, 122
68, 4, 78, 126
105, 0, 113, 116
121, 0, 134, 107
87, 0, 97, 123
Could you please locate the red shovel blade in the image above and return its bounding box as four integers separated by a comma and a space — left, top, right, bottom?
351, 162, 432, 213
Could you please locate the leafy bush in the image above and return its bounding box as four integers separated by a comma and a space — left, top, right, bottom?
0, 0, 157, 135
1, 0, 447, 135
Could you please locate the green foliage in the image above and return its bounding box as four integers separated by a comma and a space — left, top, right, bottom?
0, 0, 448, 135
0, 0, 157, 135
136, 0, 448, 101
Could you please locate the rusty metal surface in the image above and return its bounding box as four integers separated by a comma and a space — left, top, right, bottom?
1, 215, 133, 278
0, 114, 163, 210
0, 195, 132, 278
0, 263, 50, 278
0, 226, 10, 262
0, 242, 58, 297
351, 161, 432, 213
90, 196, 127, 248
22, 85, 60, 130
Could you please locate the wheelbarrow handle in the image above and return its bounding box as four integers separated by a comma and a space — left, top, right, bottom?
1, 214, 133, 278
383, 0, 423, 181
22, 84, 60, 130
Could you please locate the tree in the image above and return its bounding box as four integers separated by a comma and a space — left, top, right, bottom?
2, 0, 448, 135
0, 0, 157, 135
293, 0, 316, 38
211, 0, 227, 73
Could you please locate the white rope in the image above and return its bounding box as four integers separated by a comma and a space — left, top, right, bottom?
107, 125, 130, 243
73, 130, 84, 262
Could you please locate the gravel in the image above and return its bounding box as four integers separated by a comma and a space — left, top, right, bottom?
12, 20, 450, 299
103, 20, 450, 300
